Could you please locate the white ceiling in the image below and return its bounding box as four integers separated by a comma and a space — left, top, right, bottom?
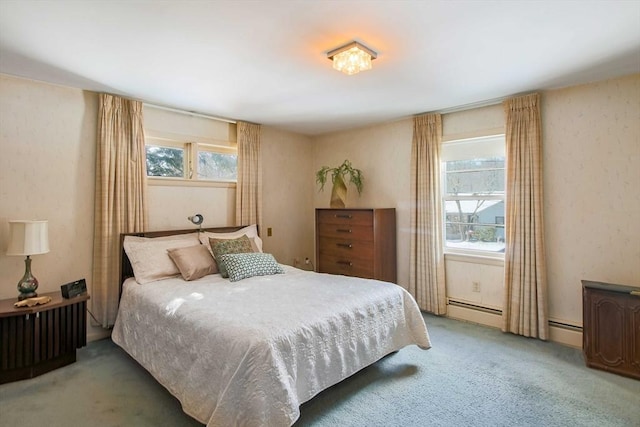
1, 1, 639, 136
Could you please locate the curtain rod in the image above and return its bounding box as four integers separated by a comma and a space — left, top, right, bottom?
144, 103, 237, 124
435, 90, 540, 115
435, 96, 505, 115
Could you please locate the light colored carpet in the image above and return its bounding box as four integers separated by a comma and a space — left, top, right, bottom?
0, 314, 638, 426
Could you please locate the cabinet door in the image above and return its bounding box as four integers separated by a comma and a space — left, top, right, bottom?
0, 314, 34, 382
629, 296, 640, 374
589, 290, 625, 368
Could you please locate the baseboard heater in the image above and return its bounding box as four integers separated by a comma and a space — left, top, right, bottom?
447, 299, 502, 315
447, 299, 583, 332
548, 319, 582, 332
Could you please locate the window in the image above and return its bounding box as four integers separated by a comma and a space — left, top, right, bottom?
197, 145, 237, 181
442, 135, 505, 255
146, 144, 185, 178
145, 137, 237, 182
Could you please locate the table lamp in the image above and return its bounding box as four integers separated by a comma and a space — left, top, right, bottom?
6, 220, 50, 300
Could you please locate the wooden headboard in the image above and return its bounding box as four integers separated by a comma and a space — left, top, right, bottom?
119, 226, 248, 293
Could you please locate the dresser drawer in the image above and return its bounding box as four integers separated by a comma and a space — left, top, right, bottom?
318, 254, 374, 278
318, 237, 374, 260
317, 223, 373, 241
316, 209, 373, 226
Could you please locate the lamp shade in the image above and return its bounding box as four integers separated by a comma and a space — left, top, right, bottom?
6, 220, 50, 256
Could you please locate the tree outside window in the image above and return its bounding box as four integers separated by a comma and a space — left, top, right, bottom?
443, 154, 505, 254
146, 146, 184, 177
145, 138, 237, 182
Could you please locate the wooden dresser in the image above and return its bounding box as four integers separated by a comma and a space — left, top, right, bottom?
582, 280, 640, 380
316, 208, 396, 283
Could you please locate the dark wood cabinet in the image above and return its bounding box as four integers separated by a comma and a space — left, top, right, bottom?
582, 280, 640, 380
0, 291, 89, 384
316, 208, 396, 283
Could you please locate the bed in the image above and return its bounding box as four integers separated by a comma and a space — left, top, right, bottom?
111, 226, 431, 427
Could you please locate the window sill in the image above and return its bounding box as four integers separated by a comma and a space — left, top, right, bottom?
444, 251, 504, 266
147, 177, 236, 188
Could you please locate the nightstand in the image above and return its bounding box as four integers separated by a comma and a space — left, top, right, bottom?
0, 291, 90, 384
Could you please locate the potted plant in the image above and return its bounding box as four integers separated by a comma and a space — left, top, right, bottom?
316, 159, 364, 208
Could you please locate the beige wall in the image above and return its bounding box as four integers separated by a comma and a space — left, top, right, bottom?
442, 104, 504, 141
311, 73, 640, 329
2, 71, 638, 341
542, 74, 640, 323
143, 106, 314, 265
442, 104, 506, 311
144, 122, 315, 265
312, 119, 414, 282
144, 105, 235, 143
0, 74, 314, 342
142, 105, 238, 230
311, 106, 506, 301
147, 184, 236, 229
0, 75, 101, 337
261, 127, 314, 265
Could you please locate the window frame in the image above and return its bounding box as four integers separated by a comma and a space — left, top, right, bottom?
196, 143, 238, 182
441, 135, 506, 259
145, 135, 237, 187
145, 137, 189, 179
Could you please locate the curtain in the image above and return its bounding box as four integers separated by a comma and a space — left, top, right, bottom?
92, 94, 147, 328
235, 121, 262, 228
502, 93, 548, 339
409, 113, 447, 314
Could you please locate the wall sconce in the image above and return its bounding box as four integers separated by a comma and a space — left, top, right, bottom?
327, 41, 377, 75
6, 220, 50, 301
188, 214, 204, 230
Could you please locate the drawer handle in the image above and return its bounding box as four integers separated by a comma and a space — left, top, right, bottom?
631, 290, 640, 297
336, 229, 352, 233
336, 261, 353, 266
335, 214, 353, 219
336, 243, 353, 248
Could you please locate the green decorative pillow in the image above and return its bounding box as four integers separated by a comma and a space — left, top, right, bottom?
209, 235, 254, 277
220, 252, 285, 282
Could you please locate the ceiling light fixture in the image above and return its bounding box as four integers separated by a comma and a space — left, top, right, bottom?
327, 41, 377, 75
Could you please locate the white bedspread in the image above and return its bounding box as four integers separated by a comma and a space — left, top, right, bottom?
112, 266, 431, 427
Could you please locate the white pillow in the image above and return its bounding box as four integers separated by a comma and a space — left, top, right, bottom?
123, 233, 200, 284
198, 224, 263, 253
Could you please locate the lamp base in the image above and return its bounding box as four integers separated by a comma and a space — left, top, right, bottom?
18, 290, 38, 301
17, 256, 39, 301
